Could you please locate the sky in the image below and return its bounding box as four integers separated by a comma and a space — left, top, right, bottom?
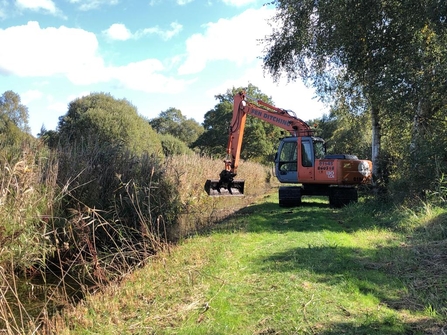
0, 0, 328, 136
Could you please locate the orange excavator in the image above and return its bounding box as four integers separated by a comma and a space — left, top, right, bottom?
205, 91, 373, 207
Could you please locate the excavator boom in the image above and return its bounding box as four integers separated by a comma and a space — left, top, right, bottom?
205, 91, 313, 196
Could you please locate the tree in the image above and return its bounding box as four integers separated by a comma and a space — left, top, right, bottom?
193, 83, 283, 163
58, 92, 162, 156
149, 107, 204, 146
314, 110, 372, 161
263, 0, 447, 196
159, 133, 193, 156
38, 125, 59, 149
0, 91, 30, 133
192, 98, 232, 157
55, 92, 165, 210
180, 118, 205, 146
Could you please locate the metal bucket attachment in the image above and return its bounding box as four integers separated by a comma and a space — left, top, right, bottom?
205, 179, 245, 196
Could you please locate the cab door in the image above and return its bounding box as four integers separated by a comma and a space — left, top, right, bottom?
275, 137, 299, 183
298, 137, 315, 182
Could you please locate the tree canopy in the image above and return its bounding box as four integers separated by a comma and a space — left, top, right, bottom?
0, 90, 30, 133
263, 0, 447, 196
57, 92, 162, 156
149, 107, 204, 146
193, 84, 284, 163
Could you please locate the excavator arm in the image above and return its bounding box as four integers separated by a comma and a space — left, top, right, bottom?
205, 91, 314, 196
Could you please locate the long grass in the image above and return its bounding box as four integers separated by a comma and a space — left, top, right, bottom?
0, 143, 272, 334
0, 142, 58, 333
163, 154, 273, 239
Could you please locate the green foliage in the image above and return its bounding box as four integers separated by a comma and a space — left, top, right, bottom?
0, 91, 33, 150
264, 0, 447, 98
264, 0, 447, 201
58, 92, 162, 156
192, 99, 232, 156
0, 116, 28, 149
193, 83, 282, 163
54, 93, 175, 250
312, 82, 372, 160
149, 107, 204, 146
0, 90, 30, 133
38, 125, 59, 149
159, 133, 193, 156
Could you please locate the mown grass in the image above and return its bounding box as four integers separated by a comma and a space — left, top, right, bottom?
48, 194, 447, 335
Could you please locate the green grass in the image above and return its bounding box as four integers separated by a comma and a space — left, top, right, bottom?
51, 193, 446, 335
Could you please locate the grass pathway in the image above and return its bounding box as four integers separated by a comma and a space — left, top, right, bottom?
55, 194, 444, 335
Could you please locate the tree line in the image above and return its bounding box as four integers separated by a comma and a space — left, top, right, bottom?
2, 0, 446, 204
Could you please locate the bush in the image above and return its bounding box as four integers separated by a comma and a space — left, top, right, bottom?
58, 92, 163, 157
159, 133, 193, 156
54, 136, 181, 252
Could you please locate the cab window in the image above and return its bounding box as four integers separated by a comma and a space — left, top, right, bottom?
278, 141, 297, 171
313, 140, 326, 160
301, 140, 313, 167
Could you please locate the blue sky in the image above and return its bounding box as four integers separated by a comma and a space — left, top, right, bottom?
0, 0, 328, 136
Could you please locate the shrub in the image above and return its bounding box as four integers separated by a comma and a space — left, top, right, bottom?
159, 133, 193, 156
57, 92, 163, 157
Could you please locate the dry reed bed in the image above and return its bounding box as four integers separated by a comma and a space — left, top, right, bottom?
0, 149, 272, 334
164, 154, 272, 239
0, 147, 58, 334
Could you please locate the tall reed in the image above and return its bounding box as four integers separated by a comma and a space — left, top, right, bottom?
0, 140, 58, 333
0, 139, 272, 334
163, 154, 272, 239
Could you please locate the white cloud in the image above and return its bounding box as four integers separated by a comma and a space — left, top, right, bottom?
222, 0, 257, 7
21, 89, 43, 105
207, 60, 327, 121
16, 0, 57, 13
139, 22, 183, 41
104, 22, 182, 41
178, 7, 275, 75
46, 91, 88, 112
177, 0, 193, 5
0, 21, 102, 78
68, 0, 119, 11
103, 23, 132, 41
0, 21, 187, 93
110, 59, 192, 93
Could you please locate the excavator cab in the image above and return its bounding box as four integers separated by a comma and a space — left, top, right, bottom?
275, 136, 326, 183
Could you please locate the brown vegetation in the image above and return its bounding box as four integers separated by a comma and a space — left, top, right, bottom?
0, 140, 271, 334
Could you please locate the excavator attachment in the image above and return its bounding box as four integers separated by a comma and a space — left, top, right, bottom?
205, 179, 245, 196
205, 170, 245, 196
